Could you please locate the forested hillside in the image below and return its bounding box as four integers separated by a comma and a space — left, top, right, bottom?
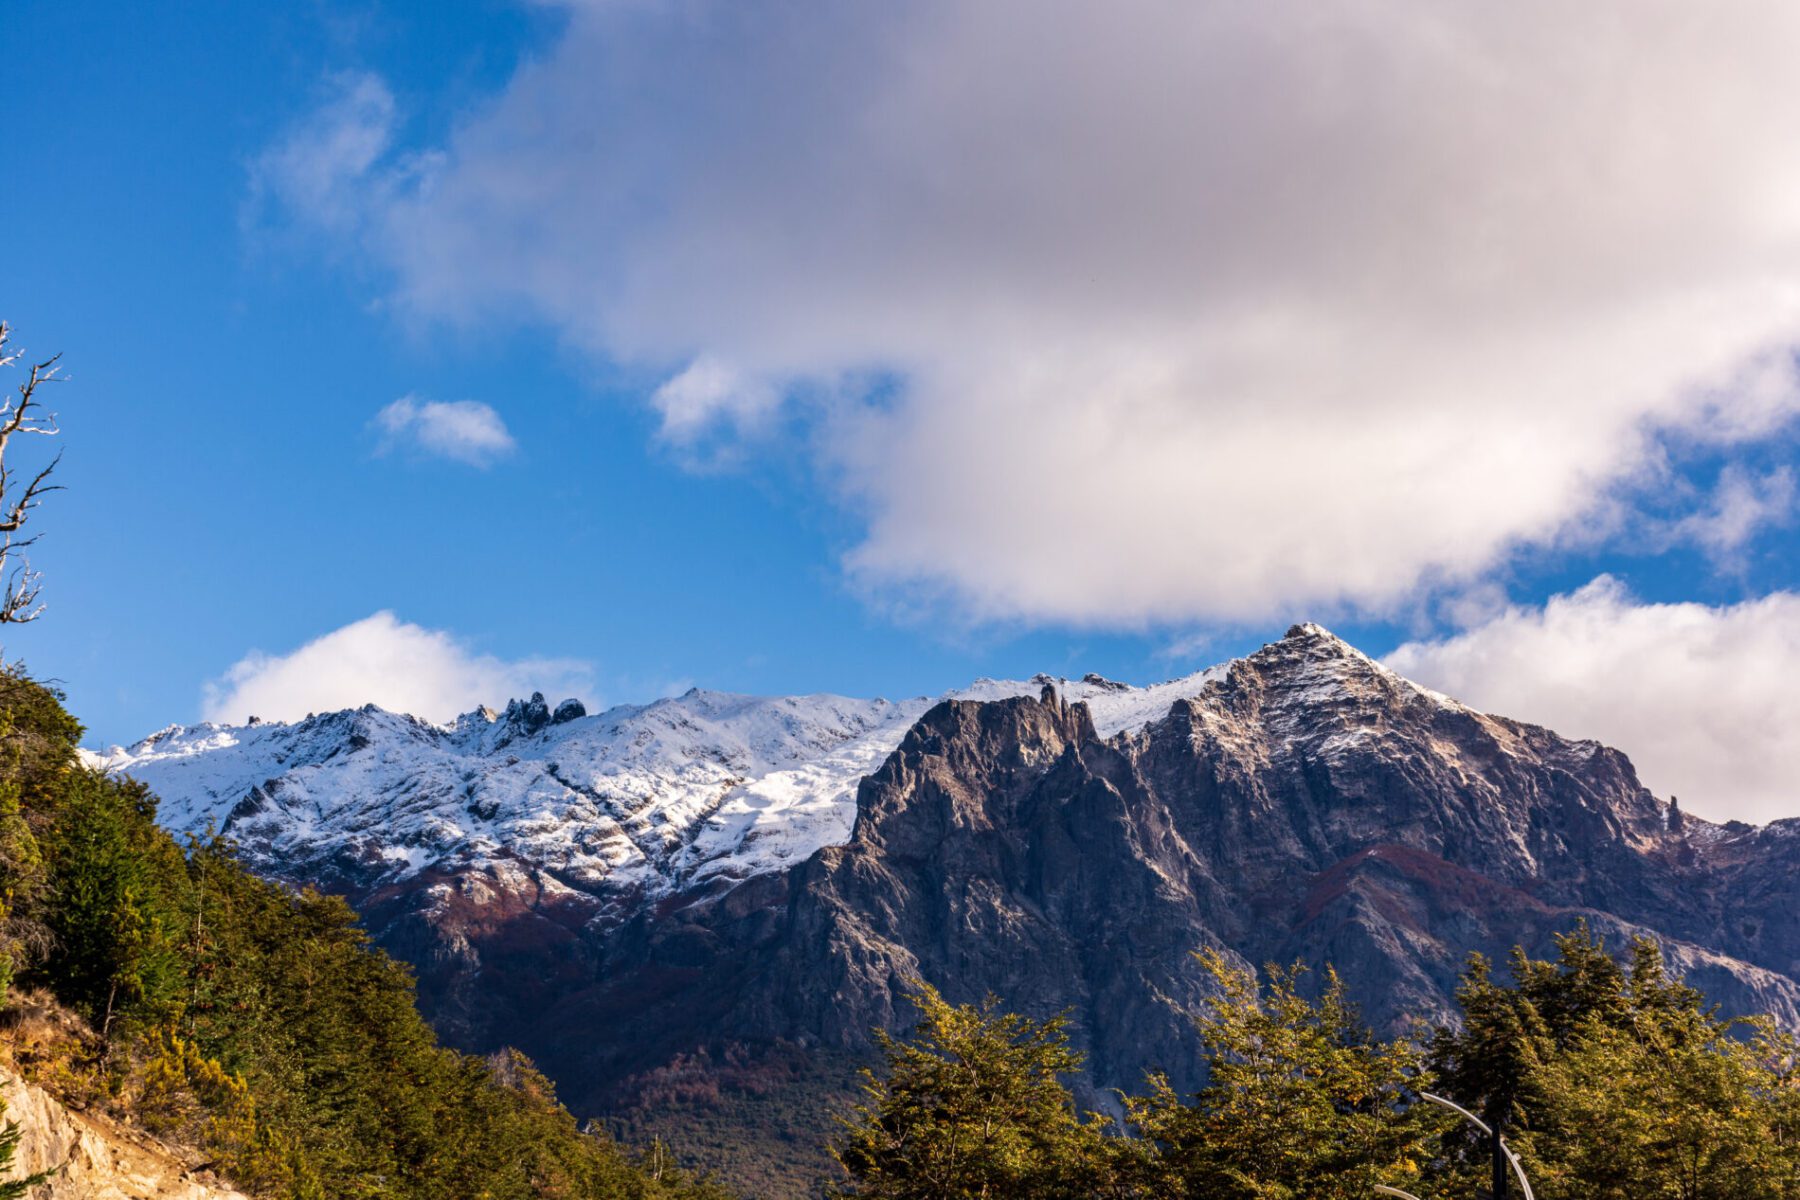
0, 669, 728, 1200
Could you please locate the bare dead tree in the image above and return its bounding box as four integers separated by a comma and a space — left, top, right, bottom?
0, 324, 63, 624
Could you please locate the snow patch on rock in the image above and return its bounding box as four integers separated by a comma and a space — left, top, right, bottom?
90, 667, 1230, 903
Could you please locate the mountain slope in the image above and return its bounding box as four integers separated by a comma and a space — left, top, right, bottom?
507, 626, 1800, 1099
93, 625, 1800, 1195
0, 668, 731, 1200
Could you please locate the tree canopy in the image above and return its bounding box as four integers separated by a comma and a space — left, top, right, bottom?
839, 932, 1800, 1200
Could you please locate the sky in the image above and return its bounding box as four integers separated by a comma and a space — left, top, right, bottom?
6, 0, 1800, 824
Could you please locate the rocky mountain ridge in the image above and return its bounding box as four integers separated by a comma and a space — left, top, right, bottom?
89, 667, 1225, 917
89, 624, 1800, 1193
508, 626, 1800, 1096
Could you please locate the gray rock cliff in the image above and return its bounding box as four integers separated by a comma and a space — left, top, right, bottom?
474, 625, 1800, 1121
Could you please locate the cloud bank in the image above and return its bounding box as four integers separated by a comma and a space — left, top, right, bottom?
1387, 579, 1800, 824
202, 612, 593, 725
267, 2, 1800, 624
374, 397, 517, 466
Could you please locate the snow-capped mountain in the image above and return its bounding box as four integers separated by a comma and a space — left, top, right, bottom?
88, 665, 1227, 907
82, 625, 1800, 1196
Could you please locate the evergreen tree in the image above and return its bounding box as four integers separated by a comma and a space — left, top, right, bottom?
42, 771, 184, 1036
833, 981, 1112, 1199
1431, 928, 1800, 1200
1128, 951, 1445, 1200
1522, 940, 1796, 1200
1427, 950, 1551, 1198
1428, 923, 1646, 1196
0, 717, 48, 1008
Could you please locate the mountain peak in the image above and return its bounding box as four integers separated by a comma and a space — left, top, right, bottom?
1221, 621, 1470, 741
1264, 622, 1383, 678
1283, 621, 1355, 647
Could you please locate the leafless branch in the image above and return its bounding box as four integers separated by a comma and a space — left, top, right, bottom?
0, 323, 64, 624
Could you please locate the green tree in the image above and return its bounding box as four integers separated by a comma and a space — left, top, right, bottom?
1127, 951, 1445, 1200
0, 715, 50, 1008
1428, 923, 1642, 1196
1431, 928, 1800, 1200
43, 772, 185, 1036
1520, 940, 1798, 1200
1427, 950, 1552, 1198
833, 981, 1113, 1199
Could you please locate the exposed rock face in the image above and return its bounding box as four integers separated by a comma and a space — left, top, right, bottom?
496, 625, 1800, 1122
91, 624, 1800, 1188
0, 1071, 247, 1200
88, 669, 1225, 1047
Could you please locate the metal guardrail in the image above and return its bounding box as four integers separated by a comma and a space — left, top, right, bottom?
1375, 1092, 1535, 1200
1374, 1185, 1425, 1200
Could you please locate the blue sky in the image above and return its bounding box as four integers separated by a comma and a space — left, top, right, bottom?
7, 1, 1800, 823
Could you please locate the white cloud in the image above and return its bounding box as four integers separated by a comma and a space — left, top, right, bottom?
1385, 579, 1800, 824
651, 356, 780, 445
202, 612, 593, 725
374, 396, 517, 466
279, 2, 1800, 624
1667, 465, 1796, 563
250, 72, 398, 236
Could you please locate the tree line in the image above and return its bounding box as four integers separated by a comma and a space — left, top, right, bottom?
834, 931, 1800, 1199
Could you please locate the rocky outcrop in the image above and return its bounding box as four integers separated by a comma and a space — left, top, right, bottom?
489, 626, 1800, 1125
0, 1071, 247, 1200
91, 668, 1226, 1050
